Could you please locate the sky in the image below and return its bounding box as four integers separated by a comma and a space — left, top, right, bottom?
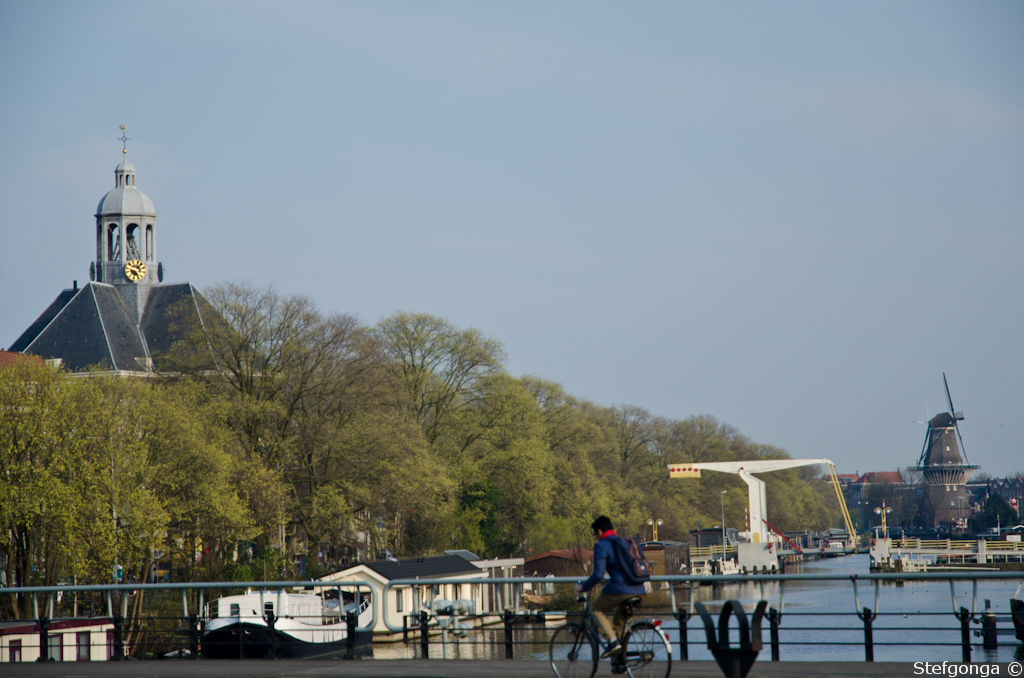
1, 1, 1022, 477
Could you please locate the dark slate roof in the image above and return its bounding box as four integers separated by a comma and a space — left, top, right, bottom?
9, 288, 76, 352
352, 554, 481, 581
21, 284, 125, 371
92, 285, 149, 370
140, 282, 207, 367
14, 282, 209, 373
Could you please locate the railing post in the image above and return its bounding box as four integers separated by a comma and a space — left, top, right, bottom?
264, 610, 277, 659
112, 613, 125, 660
860, 607, 874, 662
956, 606, 972, 663
345, 610, 357, 659
503, 608, 515, 659
188, 612, 200, 659
675, 610, 689, 661
419, 610, 430, 659
767, 607, 781, 661
36, 615, 50, 662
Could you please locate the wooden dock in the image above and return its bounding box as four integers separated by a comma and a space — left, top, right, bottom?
871, 537, 1024, 572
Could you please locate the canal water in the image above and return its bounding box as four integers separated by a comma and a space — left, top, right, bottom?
375, 555, 1024, 663
673, 554, 1024, 664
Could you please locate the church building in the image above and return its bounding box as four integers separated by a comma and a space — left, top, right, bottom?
9, 139, 206, 372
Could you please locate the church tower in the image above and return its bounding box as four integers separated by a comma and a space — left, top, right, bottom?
93, 129, 162, 322
9, 128, 209, 372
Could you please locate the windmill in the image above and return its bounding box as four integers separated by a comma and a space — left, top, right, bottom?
915, 373, 979, 528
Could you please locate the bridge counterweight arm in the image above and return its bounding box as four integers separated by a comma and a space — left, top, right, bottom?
668, 458, 856, 545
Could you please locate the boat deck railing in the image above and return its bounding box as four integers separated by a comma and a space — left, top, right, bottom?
888, 538, 1024, 552
689, 545, 739, 558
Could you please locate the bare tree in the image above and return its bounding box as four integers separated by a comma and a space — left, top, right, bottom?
374, 311, 506, 444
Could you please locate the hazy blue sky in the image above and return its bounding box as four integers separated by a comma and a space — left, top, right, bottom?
2, 1, 1022, 476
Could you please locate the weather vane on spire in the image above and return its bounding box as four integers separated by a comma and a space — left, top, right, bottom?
118, 125, 130, 155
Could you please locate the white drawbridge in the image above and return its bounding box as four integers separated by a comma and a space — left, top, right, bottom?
668, 459, 857, 543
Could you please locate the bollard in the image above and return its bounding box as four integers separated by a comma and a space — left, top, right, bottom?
503, 609, 515, 660
767, 607, 781, 661
188, 613, 201, 659
981, 602, 997, 650
675, 610, 689, 661
36, 616, 51, 662
954, 606, 972, 663
419, 610, 430, 659
694, 600, 767, 678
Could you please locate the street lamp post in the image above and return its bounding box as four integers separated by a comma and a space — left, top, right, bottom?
721, 490, 728, 549
646, 519, 664, 542
873, 500, 893, 539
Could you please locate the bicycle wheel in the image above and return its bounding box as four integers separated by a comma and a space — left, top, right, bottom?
549, 622, 598, 678
621, 621, 671, 678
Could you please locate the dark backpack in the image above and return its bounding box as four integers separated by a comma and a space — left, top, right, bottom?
610, 536, 652, 585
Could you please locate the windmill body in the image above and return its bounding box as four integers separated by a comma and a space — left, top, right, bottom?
915, 378, 979, 529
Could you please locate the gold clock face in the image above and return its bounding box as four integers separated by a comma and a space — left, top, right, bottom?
124, 259, 146, 282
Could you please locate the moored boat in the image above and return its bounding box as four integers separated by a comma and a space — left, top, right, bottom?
201, 589, 373, 659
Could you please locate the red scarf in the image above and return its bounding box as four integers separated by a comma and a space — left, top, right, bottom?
599, 529, 617, 540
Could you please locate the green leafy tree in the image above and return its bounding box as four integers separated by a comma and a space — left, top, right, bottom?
975, 493, 1018, 531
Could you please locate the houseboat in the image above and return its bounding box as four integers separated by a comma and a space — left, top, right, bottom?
201, 589, 372, 659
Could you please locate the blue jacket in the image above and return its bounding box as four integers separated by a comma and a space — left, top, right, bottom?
580, 534, 647, 596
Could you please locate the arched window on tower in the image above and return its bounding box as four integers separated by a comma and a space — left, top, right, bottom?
107, 224, 120, 261
126, 224, 141, 260
145, 225, 153, 260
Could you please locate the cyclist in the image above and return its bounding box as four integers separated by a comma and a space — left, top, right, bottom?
573, 515, 646, 660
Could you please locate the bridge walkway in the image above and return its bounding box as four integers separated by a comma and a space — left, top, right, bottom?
0, 659, 968, 678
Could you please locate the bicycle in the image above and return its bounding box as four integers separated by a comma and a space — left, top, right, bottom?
549, 594, 671, 678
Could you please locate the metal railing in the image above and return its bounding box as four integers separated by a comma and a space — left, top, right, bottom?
0, 580, 376, 662
381, 571, 1024, 663
2, 571, 1022, 663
